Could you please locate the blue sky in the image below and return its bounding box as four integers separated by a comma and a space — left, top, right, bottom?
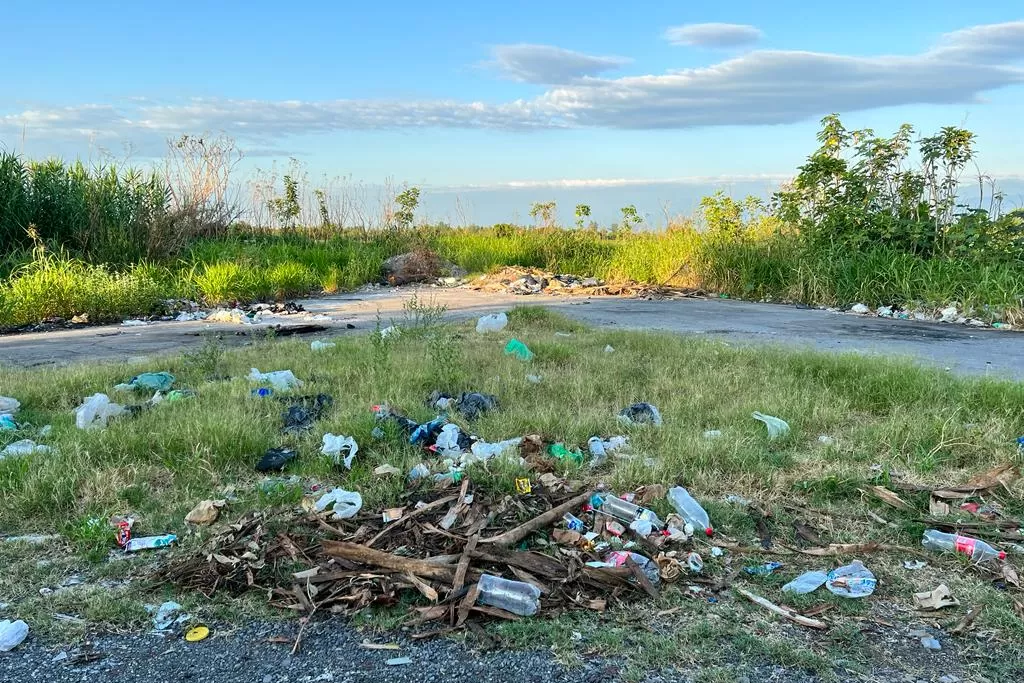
2, 1, 1023, 223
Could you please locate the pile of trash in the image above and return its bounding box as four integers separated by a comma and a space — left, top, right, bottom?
469, 267, 667, 298
843, 302, 1016, 330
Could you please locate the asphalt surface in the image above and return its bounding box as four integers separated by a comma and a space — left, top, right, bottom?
1, 287, 1021, 379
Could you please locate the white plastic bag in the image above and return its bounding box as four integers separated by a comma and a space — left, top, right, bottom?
248, 368, 303, 391
0, 397, 20, 414
465, 437, 522, 465
315, 488, 362, 520
434, 423, 464, 458
752, 412, 790, 440
74, 393, 126, 430
0, 619, 29, 652
0, 439, 53, 459
475, 312, 508, 334
321, 434, 358, 469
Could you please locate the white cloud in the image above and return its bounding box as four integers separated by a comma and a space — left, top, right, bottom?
440, 174, 791, 191
488, 44, 630, 84
663, 23, 763, 48
2, 21, 1023, 155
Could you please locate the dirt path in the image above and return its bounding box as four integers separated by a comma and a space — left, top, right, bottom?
2, 287, 1022, 379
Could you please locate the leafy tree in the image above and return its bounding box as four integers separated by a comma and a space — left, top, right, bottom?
619, 204, 642, 231
394, 186, 420, 229
529, 201, 556, 228
574, 203, 591, 228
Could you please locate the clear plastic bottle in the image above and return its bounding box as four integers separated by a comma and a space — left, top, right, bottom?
922, 529, 1006, 562
667, 487, 713, 536
477, 574, 541, 616
587, 437, 608, 467
598, 495, 663, 530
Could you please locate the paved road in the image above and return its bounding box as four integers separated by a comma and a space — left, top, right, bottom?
1, 287, 1021, 380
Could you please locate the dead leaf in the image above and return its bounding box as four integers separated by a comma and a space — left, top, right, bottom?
538, 473, 562, 490
929, 497, 951, 516
933, 463, 1019, 499
950, 606, 983, 635
793, 520, 823, 546
185, 499, 226, 525
864, 486, 912, 510
636, 484, 666, 506
1002, 564, 1020, 588
913, 584, 959, 611
587, 598, 606, 612
552, 529, 581, 545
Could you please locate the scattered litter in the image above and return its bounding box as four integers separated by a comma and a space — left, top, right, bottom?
817, 435, 835, 446
687, 552, 704, 573
386, 657, 413, 666
475, 312, 508, 333
379, 325, 400, 339
515, 478, 532, 494
468, 437, 522, 464
359, 640, 401, 651
126, 534, 177, 552
618, 402, 662, 426
703, 429, 722, 439
251, 387, 273, 398
604, 345, 615, 353
913, 584, 959, 611
744, 562, 784, 576
0, 397, 20, 414
920, 636, 942, 651
0, 619, 29, 652
504, 339, 534, 361
825, 560, 876, 598
256, 447, 297, 472
478, 574, 542, 616
121, 319, 151, 327
382, 508, 405, 523
185, 500, 226, 526
2, 534, 60, 544
782, 571, 829, 595
526, 374, 542, 384
248, 368, 303, 391
315, 488, 363, 520
148, 601, 188, 631
0, 439, 53, 459
587, 551, 661, 587
668, 487, 713, 537
0, 414, 15, 430
74, 393, 126, 430
282, 394, 333, 434
470, 266, 663, 298
922, 529, 1006, 562
752, 412, 789, 439
175, 311, 207, 322
321, 434, 359, 469
724, 494, 751, 506
598, 494, 663, 531
310, 340, 336, 351
850, 303, 870, 314
903, 560, 928, 570
548, 443, 584, 464
408, 463, 431, 482
185, 625, 210, 642
710, 547, 724, 558
738, 589, 827, 630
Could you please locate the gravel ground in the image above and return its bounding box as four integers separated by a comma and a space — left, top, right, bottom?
0, 619, 833, 683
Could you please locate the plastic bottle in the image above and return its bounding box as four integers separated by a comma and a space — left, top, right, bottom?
782, 570, 829, 595
598, 495, 663, 530
922, 529, 1006, 562
477, 574, 541, 616
667, 487, 713, 537
825, 560, 877, 597
587, 437, 608, 467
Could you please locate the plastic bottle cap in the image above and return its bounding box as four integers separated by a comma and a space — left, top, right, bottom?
999, 551, 1007, 560
705, 528, 714, 537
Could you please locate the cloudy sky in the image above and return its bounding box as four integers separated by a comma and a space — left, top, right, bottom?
2, 1, 1023, 223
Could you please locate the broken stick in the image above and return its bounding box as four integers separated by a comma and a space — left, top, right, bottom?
322, 540, 455, 581
479, 491, 594, 548
737, 588, 827, 630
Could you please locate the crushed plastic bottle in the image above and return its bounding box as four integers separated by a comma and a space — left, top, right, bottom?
315, 488, 363, 520
0, 619, 29, 652
504, 339, 534, 361
477, 574, 541, 616
598, 494, 663, 530
752, 412, 790, 439
321, 434, 358, 469
592, 551, 661, 586
74, 393, 126, 430
826, 560, 876, 597
782, 570, 829, 595
475, 312, 508, 333
248, 368, 303, 391
744, 562, 783, 576
667, 487, 713, 537
922, 529, 1006, 562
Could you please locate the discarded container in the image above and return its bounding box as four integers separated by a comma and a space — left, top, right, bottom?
0, 619, 29, 652
321, 434, 359, 469
251, 387, 273, 398
386, 657, 413, 666
826, 560, 876, 597
74, 393, 126, 430
604, 345, 615, 353
0, 397, 20, 414
0, 414, 16, 431
475, 312, 508, 333
504, 339, 534, 361
185, 625, 210, 642
587, 437, 608, 467
125, 534, 177, 552
256, 447, 297, 472
687, 552, 704, 573
598, 494, 663, 530
315, 488, 363, 520
744, 562, 783, 576
477, 574, 541, 616
599, 551, 661, 586
782, 570, 829, 595
922, 529, 1006, 562
0, 440, 53, 459
703, 429, 722, 439
310, 340, 336, 351
667, 487, 713, 537
563, 513, 585, 532
248, 368, 303, 391
618, 403, 662, 426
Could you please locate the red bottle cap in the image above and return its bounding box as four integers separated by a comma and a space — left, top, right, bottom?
705, 528, 714, 537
